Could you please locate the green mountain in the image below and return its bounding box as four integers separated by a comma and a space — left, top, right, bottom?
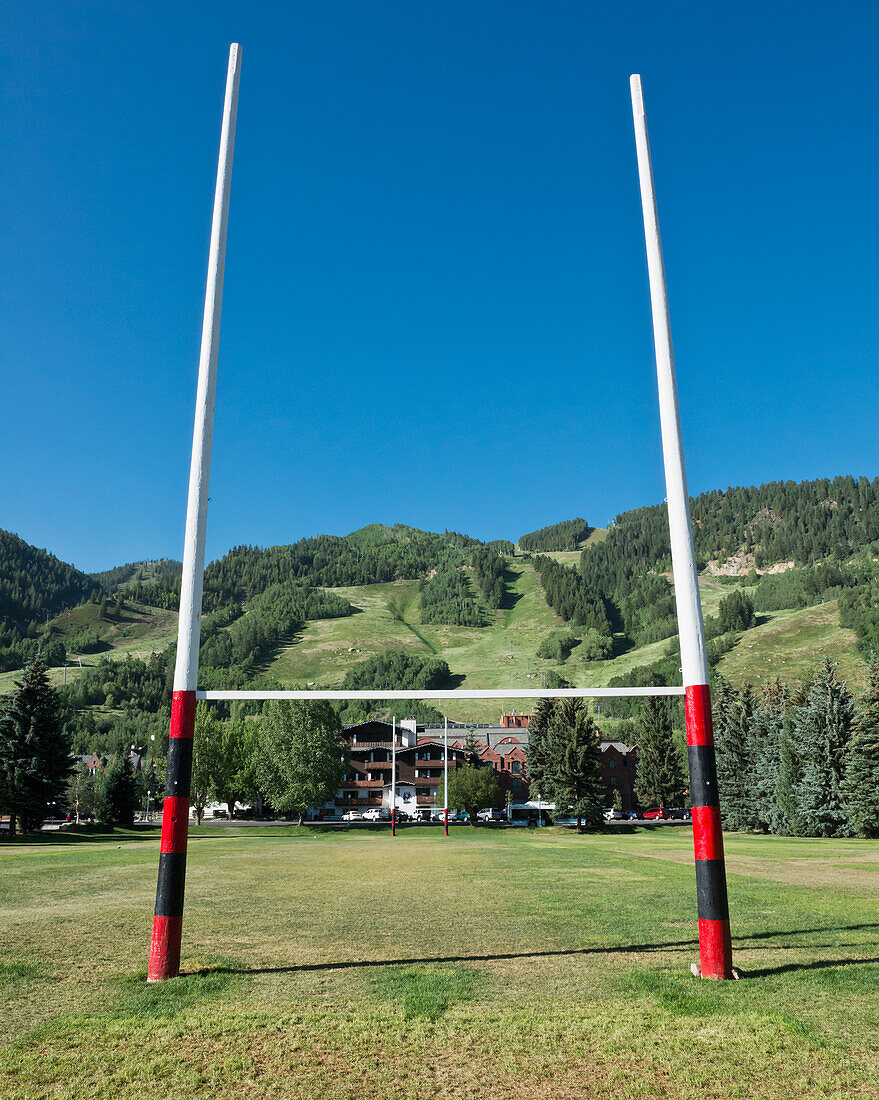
4, 474, 879, 742
0, 529, 97, 630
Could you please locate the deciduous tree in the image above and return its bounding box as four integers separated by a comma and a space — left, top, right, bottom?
255, 700, 348, 825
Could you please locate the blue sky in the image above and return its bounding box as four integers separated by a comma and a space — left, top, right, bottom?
2, 1, 878, 572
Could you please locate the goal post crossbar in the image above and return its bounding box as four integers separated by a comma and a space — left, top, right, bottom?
196, 687, 686, 701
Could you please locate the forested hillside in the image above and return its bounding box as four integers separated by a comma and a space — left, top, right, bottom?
5, 473, 879, 744
0, 530, 97, 628
519, 518, 592, 552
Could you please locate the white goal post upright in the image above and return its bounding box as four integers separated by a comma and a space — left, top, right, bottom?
630, 74, 734, 980
148, 44, 242, 983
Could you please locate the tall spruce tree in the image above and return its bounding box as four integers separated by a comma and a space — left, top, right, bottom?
842, 656, 879, 837
0, 658, 70, 834
775, 683, 808, 835
633, 695, 686, 811
524, 697, 556, 803
548, 698, 605, 831
713, 678, 758, 830
752, 679, 789, 834
94, 753, 138, 827
794, 657, 854, 837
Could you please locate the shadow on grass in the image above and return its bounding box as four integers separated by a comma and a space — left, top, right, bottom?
190, 938, 702, 977
0, 825, 159, 846
745, 956, 879, 979
183, 923, 879, 981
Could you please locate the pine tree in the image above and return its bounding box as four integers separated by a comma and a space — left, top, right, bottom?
549, 698, 605, 831
776, 683, 807, 834
842, 656, 879, 837
794, 657, 854, 837
634, 695, 686, 812
713, 677, 755, 830
524, 697, 556, 804
752, 679, 788, 834
94, 753, 138, 827
0, 658, 71, 834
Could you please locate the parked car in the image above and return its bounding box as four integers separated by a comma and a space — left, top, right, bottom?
361, 808, 390, 821
666, 807, 689, 820
641, 807, 664, 820
414, 808, 433, 822
341, 810, 363, 822
602, 808, 625, 822
477, 808, 506, 823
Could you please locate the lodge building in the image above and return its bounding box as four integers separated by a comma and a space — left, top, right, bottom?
333, 717, 640, 814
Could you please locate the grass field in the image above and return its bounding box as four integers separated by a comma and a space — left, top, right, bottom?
1, 826, 878, 1099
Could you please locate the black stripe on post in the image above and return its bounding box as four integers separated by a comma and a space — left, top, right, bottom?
687, 744, 720, 808
155, 852, 188, 916
165, 737, 194, 798
695, 858, 730, 922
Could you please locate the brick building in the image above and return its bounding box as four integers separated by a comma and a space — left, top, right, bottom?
331, 718, 639, 816
334, 720, 469, 815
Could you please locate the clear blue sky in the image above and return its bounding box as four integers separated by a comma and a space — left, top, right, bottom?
2, 1, 878, 572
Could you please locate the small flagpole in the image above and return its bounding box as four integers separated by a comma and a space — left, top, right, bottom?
443, 717, 449, 836
391, 716, 396, 836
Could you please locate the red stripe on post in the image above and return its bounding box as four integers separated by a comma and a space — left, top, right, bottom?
159, 796, 190, 854
170, 690, 197, 740
691, 804, 724, 861
685, 684, 714, 747
697, 918, 733, 980
147, 914, 183, 982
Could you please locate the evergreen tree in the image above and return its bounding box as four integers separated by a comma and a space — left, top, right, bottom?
775, 685, 807, 835
549, 698, 605, 831
713, 678, 756, 830
794, 657, 854, 837
751, 679, 789, 834
842, 656, 879, 837
524, 697, 556, 804
94, 753, 138, 827
0, 659, 70, 833
634, 695, 686, 812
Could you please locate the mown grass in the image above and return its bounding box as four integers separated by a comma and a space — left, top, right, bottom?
1, 827, 877, 1098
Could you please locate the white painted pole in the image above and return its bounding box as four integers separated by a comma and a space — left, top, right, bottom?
148, 44, 242, 983
629, 74, 733, 981
444, 717, 448, 811
629, 73, 706, 689
443, 716, 449, 835
391, 716, 397, 835
175, 43, 242, 695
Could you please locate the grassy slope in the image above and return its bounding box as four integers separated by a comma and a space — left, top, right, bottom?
0, 601, 178, 694
266, 563, 868, 722
716, 599, 866, 692
1, 827, 877, 1099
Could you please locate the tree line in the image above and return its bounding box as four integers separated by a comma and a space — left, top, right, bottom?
530, 555, 613, 635
713, 658, 879, 837
519, 518, 592, 552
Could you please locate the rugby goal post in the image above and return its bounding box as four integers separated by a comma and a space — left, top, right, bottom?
147, 49, 733, 982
